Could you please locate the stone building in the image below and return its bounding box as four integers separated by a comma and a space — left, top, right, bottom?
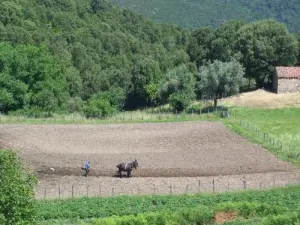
273, 67, 300, 93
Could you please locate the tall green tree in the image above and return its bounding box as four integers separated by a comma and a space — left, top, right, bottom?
296, 32, 300, 66
235, 20, 298, 88
158, 64, 196, 111
187, 27, 215, 67
127, 57, 163, 108
211, 20, 245, 61
0, 43, 69, 113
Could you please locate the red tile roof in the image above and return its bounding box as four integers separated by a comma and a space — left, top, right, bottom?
276, 67, 300, 78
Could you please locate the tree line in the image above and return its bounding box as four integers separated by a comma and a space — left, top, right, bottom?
0, 0, 299, 117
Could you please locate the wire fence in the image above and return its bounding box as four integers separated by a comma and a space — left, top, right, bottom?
228, 114, 300, 158
0, 111, 217, 125
0, 97, 221, 124
35, 174, 300, 200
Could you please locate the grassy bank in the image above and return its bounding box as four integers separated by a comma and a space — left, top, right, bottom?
226, 107, 300, 167
229, 107, 300, 146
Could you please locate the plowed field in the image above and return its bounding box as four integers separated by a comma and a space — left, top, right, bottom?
1, 122, 298, 199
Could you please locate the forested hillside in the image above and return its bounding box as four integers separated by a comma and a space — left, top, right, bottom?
113, 0, 300, 32
0, 0, 192, 114
0, 0, 299, 117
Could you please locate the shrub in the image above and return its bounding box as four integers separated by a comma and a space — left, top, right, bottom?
83, 98, 116, 119
168, 92, 193, 112
67, 97, 84, 113
158, 64, 196, 106
97, 87, 126, 111
0, 149, 37, 225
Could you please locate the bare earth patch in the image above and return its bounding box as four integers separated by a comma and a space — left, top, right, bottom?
215, 211, 238, 224
0, 121, 299, 199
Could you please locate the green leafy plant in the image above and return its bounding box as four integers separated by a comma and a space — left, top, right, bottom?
83, 98, 116, 119
0, 149, 37, 225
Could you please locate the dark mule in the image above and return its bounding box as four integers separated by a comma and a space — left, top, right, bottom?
116, 159, 138, 178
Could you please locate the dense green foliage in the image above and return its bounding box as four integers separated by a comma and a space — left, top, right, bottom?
0, 149, 37, 225
235, 21, 298, 87
0, 0, 299, 116
188, 20, 298, 89
0, 0, 191, 113
37, 185, 300, 221
42, 202, 297, 224
113, 0, 300, 32
158, 64, 196, 111
0, 43, 68, 114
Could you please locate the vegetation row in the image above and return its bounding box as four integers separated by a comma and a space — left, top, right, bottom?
40, 202, 300, 225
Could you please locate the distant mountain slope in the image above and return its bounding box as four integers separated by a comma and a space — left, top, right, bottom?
112, 0, 300, 32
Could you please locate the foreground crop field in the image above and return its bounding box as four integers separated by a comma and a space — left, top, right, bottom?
0, 122, 299, 199
38, 185, 300, 224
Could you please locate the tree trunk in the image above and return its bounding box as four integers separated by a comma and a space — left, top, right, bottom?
214, 98, 218, 107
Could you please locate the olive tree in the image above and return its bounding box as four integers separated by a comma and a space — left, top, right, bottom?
197, 59, 246, 106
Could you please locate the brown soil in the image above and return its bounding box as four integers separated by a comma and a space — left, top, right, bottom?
215, 211, 238, 224
0, 121, 299, 199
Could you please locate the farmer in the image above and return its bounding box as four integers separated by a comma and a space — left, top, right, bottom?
81, 160, 91, 177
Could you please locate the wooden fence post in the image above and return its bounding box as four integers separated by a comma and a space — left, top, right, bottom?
212, 179, 215, 193
243, 180, 247, 190
198, 180, 201, 193
72, 185, 74, 198
99, 185, 101, 197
